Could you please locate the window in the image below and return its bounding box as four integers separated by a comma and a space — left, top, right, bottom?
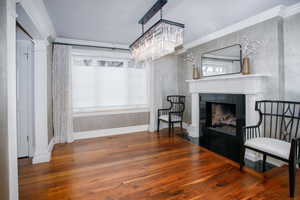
72, 50, 148, 112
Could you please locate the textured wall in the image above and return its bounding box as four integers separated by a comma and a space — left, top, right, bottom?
284, 13, 300, 101
0, 0, 10, 199
73, 112, 149, 132
178, 17, 285, 123
153, 54, 179, 108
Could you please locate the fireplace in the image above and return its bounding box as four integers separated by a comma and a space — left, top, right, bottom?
208, 103, 237, 136
199, 93, 245, 162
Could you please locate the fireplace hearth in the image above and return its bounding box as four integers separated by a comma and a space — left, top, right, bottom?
199, 93, 245, 162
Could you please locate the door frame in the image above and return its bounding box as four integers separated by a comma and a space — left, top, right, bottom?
16, 38, 35, 158
3, 1, 18, 200
4, 0, 55, 198
17, 0, 54, 164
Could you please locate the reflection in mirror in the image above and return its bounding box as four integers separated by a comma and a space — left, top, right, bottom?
201, 44, 242, 77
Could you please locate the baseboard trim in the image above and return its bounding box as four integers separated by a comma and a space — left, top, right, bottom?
182, 122, 189, 129
32, 151, 51, 164
32, 137, 56, 164
73, 125, 149, 140
245, 149, 261, 162
48, 137, 56, 153
245, 149, 285, 167
153, 122, 189, 133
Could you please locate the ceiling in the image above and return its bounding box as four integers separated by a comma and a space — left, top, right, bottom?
44, 0, 300, 46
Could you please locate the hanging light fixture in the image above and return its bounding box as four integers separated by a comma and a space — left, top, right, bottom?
130, 0, 184, 62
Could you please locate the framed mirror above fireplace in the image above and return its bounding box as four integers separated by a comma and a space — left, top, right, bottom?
201, 44, 242, 77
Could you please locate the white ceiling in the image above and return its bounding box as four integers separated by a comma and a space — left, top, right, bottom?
44, 0, 300, 46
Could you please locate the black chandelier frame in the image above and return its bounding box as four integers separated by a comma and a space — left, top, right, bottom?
130, 0, 184, 49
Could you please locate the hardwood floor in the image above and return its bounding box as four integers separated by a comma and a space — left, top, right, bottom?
19, 129, 299, 200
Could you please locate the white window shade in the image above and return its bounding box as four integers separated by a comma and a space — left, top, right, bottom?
72, 52, 148, 112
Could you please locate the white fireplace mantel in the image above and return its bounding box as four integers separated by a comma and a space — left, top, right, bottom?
186, 73, 270, 139
186, 74, 270, 95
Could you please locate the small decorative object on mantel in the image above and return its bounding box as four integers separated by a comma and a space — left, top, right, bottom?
241, 37, 263, 75
184, 52, 200, 80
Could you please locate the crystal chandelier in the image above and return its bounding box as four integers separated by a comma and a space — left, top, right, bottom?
130, 0, 184, 62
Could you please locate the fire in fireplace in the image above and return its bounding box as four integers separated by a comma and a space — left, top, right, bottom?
209, 103, 237, 135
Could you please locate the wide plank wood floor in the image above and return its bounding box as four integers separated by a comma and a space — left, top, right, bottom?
19, 129, 300, 200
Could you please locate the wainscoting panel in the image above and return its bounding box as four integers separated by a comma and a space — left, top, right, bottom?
73, 125, 149, 140
73, 112, 149, 132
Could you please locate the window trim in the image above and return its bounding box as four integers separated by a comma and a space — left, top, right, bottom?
73, 105, 150, 117
72, 48, 131, 60
71, 49, 150, 117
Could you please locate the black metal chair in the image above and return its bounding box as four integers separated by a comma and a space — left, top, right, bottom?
157, 95, 185, 133
240, 100, 300, 197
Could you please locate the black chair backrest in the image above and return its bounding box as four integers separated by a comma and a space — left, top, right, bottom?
167, 95, 185, 113
256, 100, 300, 142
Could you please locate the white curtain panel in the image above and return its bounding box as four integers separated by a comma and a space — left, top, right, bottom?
52, 45, 74, 143
147, 59, 163, 132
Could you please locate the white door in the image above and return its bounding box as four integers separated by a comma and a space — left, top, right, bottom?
16, 40, 34, 158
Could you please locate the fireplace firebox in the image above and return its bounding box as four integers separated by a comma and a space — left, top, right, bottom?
208, 102, 237, 136
199, 94, 245, 162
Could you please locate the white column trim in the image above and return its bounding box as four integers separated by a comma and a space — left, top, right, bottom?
32, 40, 50, 164
187, 93, 200, 138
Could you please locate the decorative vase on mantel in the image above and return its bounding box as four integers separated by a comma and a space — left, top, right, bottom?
242, 56, 250, 75
192, 64, 200, 80
241, 37, 263, 75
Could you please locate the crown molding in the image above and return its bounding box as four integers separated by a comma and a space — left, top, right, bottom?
180, 5, 285, 53
281, 2, 300, 18
55, 37, 129, 50
178, 3, 300, 54
177, 2, 300, 55
18, 0, 56, 39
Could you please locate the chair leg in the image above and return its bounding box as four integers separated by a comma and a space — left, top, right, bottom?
288, 161, 296, 198
157, 119, 160, 132
240, 146, 245, 171
263, 154, 267, 172
168, 122, 171, 135
180, 122, 183, 131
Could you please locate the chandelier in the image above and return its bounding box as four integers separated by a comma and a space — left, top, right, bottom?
130, 0, 184, 62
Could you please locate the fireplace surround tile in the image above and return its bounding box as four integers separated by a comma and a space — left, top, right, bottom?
199, 93, 245, 162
